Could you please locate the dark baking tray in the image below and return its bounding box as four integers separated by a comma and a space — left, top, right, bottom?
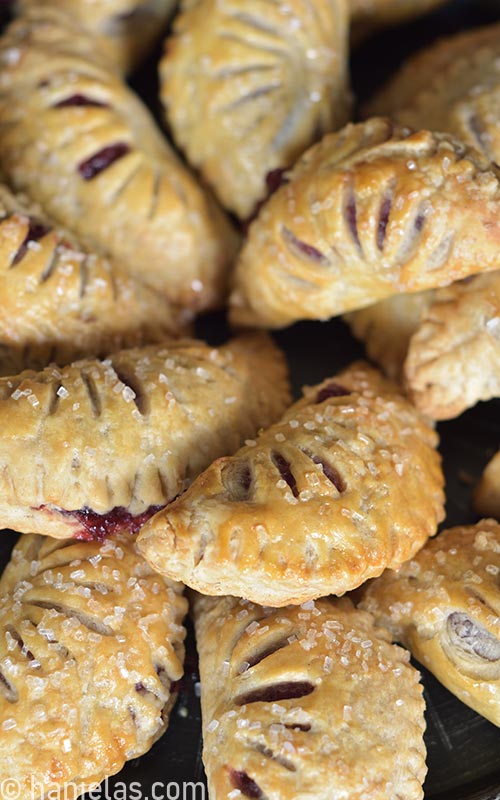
2, 0, 500, 797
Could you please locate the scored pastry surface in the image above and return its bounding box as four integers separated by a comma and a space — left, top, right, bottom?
0, 334, 290, 539
161, 0, 350, 219
194, 593, 427, 800
230, 118, 500, 329
0, 532, 187, 800
404, 271, 500, 419
0, 8, 238, 311
138, 362, 444, 605
18, 0, 177, 73
361, 520, 500, 727
0, 184, 187, 377
366, 23, 500, 165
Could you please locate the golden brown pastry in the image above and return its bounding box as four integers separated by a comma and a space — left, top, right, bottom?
350, 0, 449, 41
404, 271, 500, 420
361, 520, 500, 727
0, 531, 187, 799
229, 118, 500, 329
344, 290, 434, 380
474, 452, 500, 520
0, 184, 188, 377
366, 23, 500, 165
193, 593, 427, 800
0, 9, 238, 312
161, 0, 351, 219
138, 362, 444, 605
18, 0, 176, 73
0, 334, 290, 539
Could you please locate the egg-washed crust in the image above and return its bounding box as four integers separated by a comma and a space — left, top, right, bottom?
0, 334, 290, 539
0, 532, 187, 800
229, 118, 500, 329
0, 184, 189, 377
161, 0, 351, 219
350, 0, 448, 42
366, 23, 500, 165
344, 290, 434, 380
0, 8, 238, 312
404, 271, 500, 420
474, 452, 500, 520
17, 0, 176, 73
138, 362, 444, 606
360, 520, 500, 727
193, 593, 427, 800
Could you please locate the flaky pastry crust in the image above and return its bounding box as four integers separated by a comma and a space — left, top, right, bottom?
366, 23, 500, 165
229, 118, 500, 329
138, 362, 444, 605
474, 452, 500, 520
0, 9, 238, 311
0, 532, 187, 799
18, 0, 176, 73
0, 334, 290, 539
193, 593, 427, 800
0, 184, 188, 377
361, 520, 500, 727
344, 290, 434, 380
161, 0, 350, 219
404, 271, 500, 419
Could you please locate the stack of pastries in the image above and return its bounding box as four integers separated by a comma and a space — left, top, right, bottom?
0, 1, 499, 798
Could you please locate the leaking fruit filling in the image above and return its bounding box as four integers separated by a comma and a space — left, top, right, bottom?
235, 680, 315, 705
230, 769, 263, 798
12, 219, 51, 265
37, 504, 164, 540
54, 94, 109, 108
315, 382, 350, 403
78, 142, 130, 180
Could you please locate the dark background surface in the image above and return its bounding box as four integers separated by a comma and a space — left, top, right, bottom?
2, 0, 500, 797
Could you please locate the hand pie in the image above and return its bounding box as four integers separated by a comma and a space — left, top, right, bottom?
404, 271, 500, 419
193, 593, 427, 800
18, 0, 176, 73
350, 0, 448, 42
161, 0, 350, 219
474, 452, 500, 520
366, 23, 500, 165
0, 9, 238, 312
344, 290, 434, 380
0, 531, 187, 799
229, 118, 500, 329
0, 334, 290, 539
361, 520, 500, 727
0, 184, 188, 377
138, 362, 445, 605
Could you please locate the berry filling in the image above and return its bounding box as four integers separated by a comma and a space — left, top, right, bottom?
78, 143, 130, 180
38, 503, 164, 540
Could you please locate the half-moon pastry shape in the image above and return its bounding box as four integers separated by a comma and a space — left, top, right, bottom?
138, 361, 444, 605
230, 118, 500, 329
0, 531, 187, 799
361, 520, 500, 727
0, 334, 290, 539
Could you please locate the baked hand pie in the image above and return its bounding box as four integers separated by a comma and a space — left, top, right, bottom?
18, 0, 176, 73
193, 593, 427, 800
474, 452, 500, 520
229, 118, 500, 329
344, 290, 434, 380
366, 23, 500, 165
0, 9, 238, 312
0, 531, 187, 799
361, 520, 500, 727
350, 0, 449, 42
0, 334, 290, 539
404, 271, 500, 420
161, 0, 351, 219
0, 184, 188, 377
137, 362, 445, 605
